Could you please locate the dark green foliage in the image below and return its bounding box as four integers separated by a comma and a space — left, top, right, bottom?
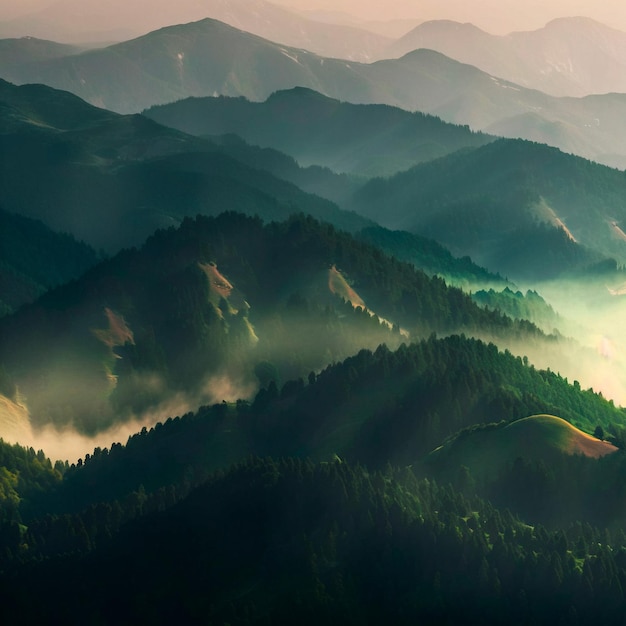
0, 212, 547, 433
0, 207, 99, 315
3, 457, 626, 625
0, 439, 61, 524
358, 224, 505, 287
144, 87, 493, 177
351, 139, 626, 278
472, 287, 561, 332
0, 332, 625, 622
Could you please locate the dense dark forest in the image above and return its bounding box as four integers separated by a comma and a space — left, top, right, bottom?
0, 213, 550, 434
3, 455, 626, 625
0, 207, 99, 316
2, 332, 626, 622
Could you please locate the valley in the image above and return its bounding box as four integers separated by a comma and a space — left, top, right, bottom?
2, 1, 626, 623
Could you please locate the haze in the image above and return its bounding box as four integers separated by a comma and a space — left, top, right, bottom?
3, 0, 626, 36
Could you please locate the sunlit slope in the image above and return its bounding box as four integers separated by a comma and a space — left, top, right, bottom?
0, 214, 537, 436
430, 414, 618, 475
0, 393, 33, 445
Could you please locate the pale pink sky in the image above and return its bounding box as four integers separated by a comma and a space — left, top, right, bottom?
2, 0, 626, 34
274, 0, 626, 33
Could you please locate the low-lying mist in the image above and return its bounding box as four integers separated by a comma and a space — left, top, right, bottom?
0, 369, 259, 463
512, 274, 626, 406
0, 305, 404, 461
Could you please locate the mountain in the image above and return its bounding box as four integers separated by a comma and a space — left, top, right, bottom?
6, 19, 626, 169
0, 0, 390, 61
0, 207, 99, 316
0, 79, 369, 251
388, 17, 626, 98
0, 36, 82, 68
0, 212, 544, 437
3, 333, 624, 516
1, 334, 626, 623
350, 138, 626, 279
144, 87, 494, 177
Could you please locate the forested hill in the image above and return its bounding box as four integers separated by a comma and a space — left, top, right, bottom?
3, 330, 626, 621
350, 139, 626, 279
8, 334, 622, 522
0, 79, 369, 251
0, 207, 99, 316
4, 456, 626, 625
357, 225, 506, 288
0, 213, 546, 436
144, 87, 493, 177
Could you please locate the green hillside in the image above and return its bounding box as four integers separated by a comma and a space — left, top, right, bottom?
0, 79, 370, 250
351, 139, 626, 279
0, 213, 545, 435
144, 87, 494, 177
357, 225, 506, 289
0, 207, 99, 316
430, 414, 617, 476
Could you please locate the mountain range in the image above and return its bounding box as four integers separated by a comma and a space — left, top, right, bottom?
5, 18, 626, 168
389, 17, 626, 98
0, 0, 391, 60
141, 82, 626, 282
144, 87, 494, 177
0, 78, 368, 251
3, 6, 626, 623
5, 1, 626, 102
350, 138, 626, 279
0, 212, 549, 437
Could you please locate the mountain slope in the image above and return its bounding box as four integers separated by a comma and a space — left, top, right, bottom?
0, 207, 99, 316
0, 213, 542, 436
0, 0, 390, 60
6, 18, 626, 168
388, 17, 626, 98
350, 139, 626, 278
0, 79, 369, 251
144, 87, 494, 177
7, 456, 626, 625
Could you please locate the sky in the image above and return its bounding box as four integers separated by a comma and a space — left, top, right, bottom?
274, 0, 626, 33
2, 0, 626, 34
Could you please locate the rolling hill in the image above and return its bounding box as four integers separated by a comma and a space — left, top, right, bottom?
430, 414, 618, 473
